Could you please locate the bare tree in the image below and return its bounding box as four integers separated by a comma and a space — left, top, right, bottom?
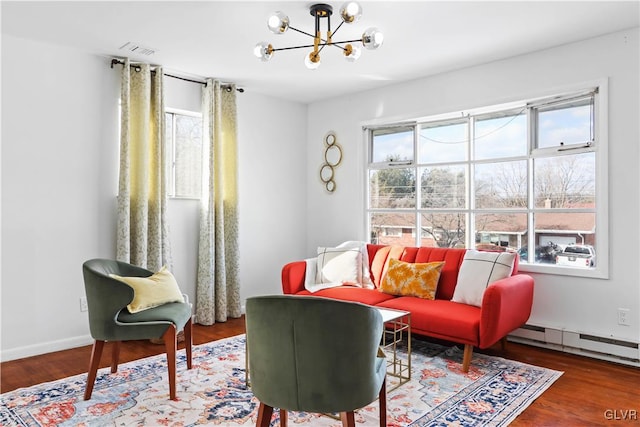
421, 213, 465, 248
534, 155, 595, 208
475, 161, 527, 208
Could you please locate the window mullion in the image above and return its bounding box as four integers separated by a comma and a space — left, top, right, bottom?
468, 115, 475, 248
526, 107, 535, 263
171, 113, 178, 197
414, 124, 421, 246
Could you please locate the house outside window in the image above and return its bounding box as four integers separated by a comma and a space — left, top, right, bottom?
165, 110, 202, 199
366, 86, 606, 278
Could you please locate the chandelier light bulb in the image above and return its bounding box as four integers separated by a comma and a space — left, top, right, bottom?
362, 27, 384, 50
267, 11, 289, 34
344, 44, 361, 62
254, 42, 273, 61
305, 51, 321, 70
339, 2, 362, 23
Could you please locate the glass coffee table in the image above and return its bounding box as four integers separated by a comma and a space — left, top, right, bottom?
376, 307, 411, 390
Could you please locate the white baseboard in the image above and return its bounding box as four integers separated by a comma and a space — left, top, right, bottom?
0, 335, 93, 362
508, 325, 640, 368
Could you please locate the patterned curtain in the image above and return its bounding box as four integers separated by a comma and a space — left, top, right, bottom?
196, 79, 240, 325
116, 59, 172, 271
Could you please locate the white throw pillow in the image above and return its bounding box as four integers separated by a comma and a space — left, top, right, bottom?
451, 250, 516, 307
316, 246, 363, 285
335, 240, 373, 288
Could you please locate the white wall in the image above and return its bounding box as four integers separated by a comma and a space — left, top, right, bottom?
0, 35, 308, 361
305, 28, 640, 343
1, 35, 119, 359
237, 92, 308, 302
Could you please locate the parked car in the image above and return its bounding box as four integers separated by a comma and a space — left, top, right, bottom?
518, 242, 563, 264
555, 245, 596, 268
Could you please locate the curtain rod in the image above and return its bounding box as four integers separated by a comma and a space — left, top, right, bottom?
110, 59, 244, 93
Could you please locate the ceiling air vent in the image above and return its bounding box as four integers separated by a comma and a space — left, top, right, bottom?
119, 42, 156, 56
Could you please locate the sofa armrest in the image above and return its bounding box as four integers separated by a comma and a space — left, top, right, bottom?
282, 261, 307, 294
478, 273, 534, 348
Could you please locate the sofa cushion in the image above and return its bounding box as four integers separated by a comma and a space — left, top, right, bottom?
295, 286, 396, 306
451, 250, 516, 307
335, 241, 374, 287
376, 297, 480, 343
316, 246, 362, 285
413, 247, 467, 300
370, 245, 406, 288
380, 259, 444, 299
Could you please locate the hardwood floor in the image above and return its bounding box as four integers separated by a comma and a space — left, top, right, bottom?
1, 316, 638, 426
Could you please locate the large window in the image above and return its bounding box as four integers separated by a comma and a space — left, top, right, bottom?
165, 110, 202, 199
366, 87, 606, 277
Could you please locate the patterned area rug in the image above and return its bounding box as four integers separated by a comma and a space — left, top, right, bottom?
0, 335, 561, 426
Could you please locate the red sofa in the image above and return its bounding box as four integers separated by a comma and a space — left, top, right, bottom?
281, 244, 534, 372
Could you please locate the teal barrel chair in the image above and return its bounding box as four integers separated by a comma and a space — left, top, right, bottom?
82, 259, 193, 401
245, 295, 387, 427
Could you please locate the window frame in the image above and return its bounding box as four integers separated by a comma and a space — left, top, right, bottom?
364, 82, 608, 279
165, 108, 203, 200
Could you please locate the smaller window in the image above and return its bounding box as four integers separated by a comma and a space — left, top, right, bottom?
165, 110, 203, 199
419, 120, 467, 163
534, 95, 594, 150
474, 111, 527, 160
371, 127, 414, 164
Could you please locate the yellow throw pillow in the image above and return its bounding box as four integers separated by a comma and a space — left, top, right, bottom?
110, 266, 185, 313
380, 258, 445, 299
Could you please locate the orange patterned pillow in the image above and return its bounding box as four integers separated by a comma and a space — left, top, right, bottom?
380, 258, 445, 299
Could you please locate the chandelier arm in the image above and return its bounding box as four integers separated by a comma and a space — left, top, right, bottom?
333, 39, 364, 44
331, 20, 345, 38
332, 38, 364, 46
271, 37, 364, 53
327, 43, 348, 52
271, 44, 317, 52
318, 41, 353, 52
289, 26, 316, 39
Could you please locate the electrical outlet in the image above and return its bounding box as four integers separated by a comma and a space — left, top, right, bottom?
617, 308, 630, 326
80, 297, 88, 312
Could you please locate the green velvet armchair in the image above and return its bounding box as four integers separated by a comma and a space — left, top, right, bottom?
82, 259, 193, 401
245, 295, 387, 427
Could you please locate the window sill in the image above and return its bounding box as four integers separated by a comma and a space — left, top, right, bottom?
169, 196, 201, 201
518, 263, 608, 280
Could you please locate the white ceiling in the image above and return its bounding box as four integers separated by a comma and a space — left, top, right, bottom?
2, 1, 639, 104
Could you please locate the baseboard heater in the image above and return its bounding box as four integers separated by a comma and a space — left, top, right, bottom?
508, 324, 640, 367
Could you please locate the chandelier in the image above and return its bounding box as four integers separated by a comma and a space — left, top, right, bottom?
254, 2, 384, 69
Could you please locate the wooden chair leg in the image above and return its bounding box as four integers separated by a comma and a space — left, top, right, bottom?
256, 402, 273, 427
379, 376, 387, 427
84, 340, 105, 400
110, 341, 121, 373
184, 318, 193, 369
279, 409, 288, 427
501, 337, 508, 351
163, 324, 178, 400
462, 344, 473, 373
340, 411, 355, 427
